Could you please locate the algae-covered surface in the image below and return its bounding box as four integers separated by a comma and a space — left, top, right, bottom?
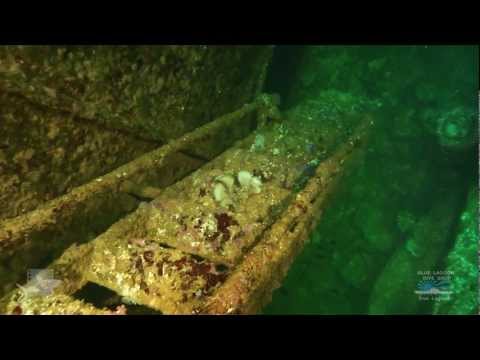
0, 45, 271, 142
144, 119, 334, 266
1, 45, 478, 315
0, 91, 156, 221
0, 101, 368, 314
0, 45, 272, 221
0, 45, 271, 299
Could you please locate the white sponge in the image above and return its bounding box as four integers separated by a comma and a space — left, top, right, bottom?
237, 170, 262, 194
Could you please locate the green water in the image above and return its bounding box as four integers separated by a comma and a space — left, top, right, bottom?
262, 45, 478, 315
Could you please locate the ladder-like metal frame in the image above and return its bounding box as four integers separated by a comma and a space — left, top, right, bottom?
0, 95, 373, 314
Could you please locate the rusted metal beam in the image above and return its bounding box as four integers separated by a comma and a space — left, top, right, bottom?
201, 118, 373, 314
0, 94, 279, 299
0, 101, 373, 315
0, 96, 273, 255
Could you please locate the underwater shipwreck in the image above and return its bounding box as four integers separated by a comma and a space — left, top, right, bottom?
0, 45, 478, 315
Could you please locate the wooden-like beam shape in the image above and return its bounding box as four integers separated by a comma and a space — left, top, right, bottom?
200, 117, 374, 314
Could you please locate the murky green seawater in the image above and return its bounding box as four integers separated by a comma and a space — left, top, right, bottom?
262, 45, 478, 315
